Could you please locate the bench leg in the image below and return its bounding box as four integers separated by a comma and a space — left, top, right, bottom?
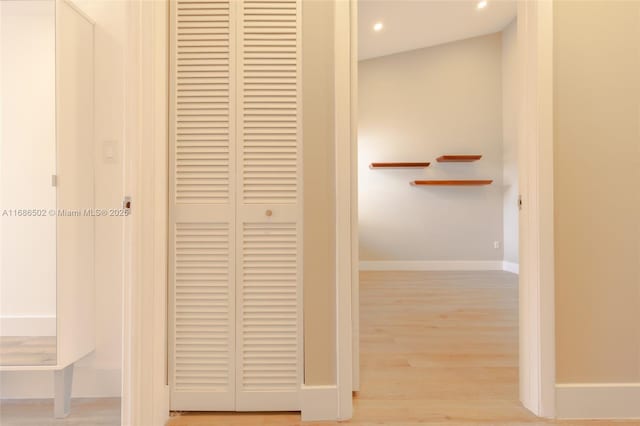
54, 363, 74, 418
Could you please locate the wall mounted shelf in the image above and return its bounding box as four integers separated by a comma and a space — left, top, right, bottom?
370, 162, 430, 169
436, 155, 482, 162
411, 179, 493, 186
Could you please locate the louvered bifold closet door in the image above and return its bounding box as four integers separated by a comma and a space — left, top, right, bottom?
169, 0, 236, 411
235, 0, 302, 411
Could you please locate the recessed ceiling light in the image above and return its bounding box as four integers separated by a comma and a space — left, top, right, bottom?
477, 0, 488, 9
373, 22, 383, 32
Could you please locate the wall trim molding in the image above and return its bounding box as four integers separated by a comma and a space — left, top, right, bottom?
359, 260, 504, 271
0, 316, 56, 337
122, 0, 170, 424
300, 385, 339, 421
517, 0, 556, 417
503, 261, 520, 274
556, 383, 640, 419
334, 0, 354, 420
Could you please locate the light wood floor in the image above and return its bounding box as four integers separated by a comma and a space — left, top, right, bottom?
168, 271, 640, 425
0, 336, 56, 366
0, 398, 120, 425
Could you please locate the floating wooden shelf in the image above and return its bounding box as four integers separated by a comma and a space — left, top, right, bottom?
437, 155, 482, 163
411, 179, 493, 186
370, 162, 430, 169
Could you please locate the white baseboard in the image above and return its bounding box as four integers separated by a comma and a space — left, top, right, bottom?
0, 367, 121, 399
0, 316, 56, 337
154, 385, 171, 426
300, 385, 338, 421
556, 383, 640, 419
359, 260, 503, 271
503, 261, 520, 274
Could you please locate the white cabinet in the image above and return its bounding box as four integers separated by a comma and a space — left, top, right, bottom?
169, 0, 302, 412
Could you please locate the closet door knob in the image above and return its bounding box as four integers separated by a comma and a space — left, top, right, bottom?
265, 209, 273, 217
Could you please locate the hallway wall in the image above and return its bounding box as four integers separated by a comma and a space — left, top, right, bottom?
302, 0, 337, 385
554, 0, 640, 384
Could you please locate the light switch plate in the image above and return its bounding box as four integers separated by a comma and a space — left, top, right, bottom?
103, 140, 117, 163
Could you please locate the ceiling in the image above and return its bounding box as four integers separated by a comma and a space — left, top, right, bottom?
359, 0, 517, 60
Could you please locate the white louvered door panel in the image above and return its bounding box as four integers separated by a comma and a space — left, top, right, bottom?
169, 0, 302, 412
169, 0, 236, 411
236, 0, 302, 411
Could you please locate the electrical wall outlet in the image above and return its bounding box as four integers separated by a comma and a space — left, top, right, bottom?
494, 241, 500, 249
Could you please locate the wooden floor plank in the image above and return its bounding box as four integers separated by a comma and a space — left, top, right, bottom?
0, 398, 120, 425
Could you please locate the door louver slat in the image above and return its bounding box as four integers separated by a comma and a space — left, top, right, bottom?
174, 223, 231, 393
240, 223, 297, 392
175, 0, 231, 205
240, 0, 298, 205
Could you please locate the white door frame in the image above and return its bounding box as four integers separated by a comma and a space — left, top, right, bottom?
335, 0, 556, 420
334, 0, 355, 420
122, 0, 170, 425
517, 0, 555, 418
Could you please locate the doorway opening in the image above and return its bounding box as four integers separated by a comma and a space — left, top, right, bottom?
353, 1, 527, 422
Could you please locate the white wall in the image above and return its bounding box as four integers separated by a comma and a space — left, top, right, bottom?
358, 33, 504, 265
0, 0, 57, 334
502, 19, 519, 266
0, 0, 126, 399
